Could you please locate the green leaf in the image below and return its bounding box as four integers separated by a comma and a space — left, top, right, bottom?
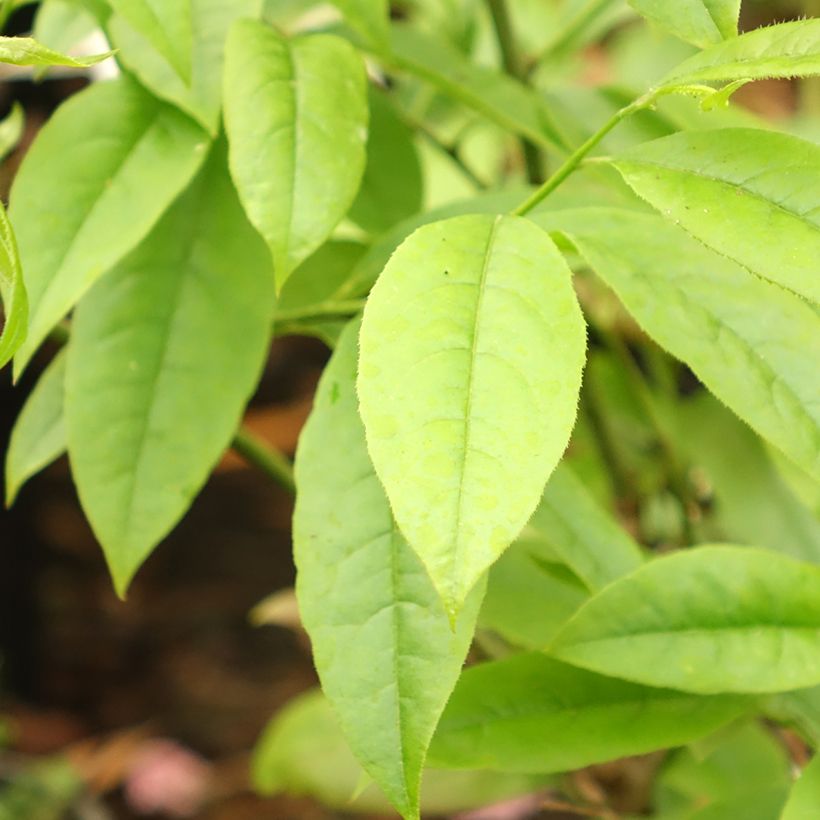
5, 350, 66, 506
663, 19, 820, 86
349, 89, 423, 235
551, 545, 820, 694
64, 141, 276, 597
427, 654, 751, 772
108, 0, 192, 83
612, 128, 820, 304
223, 20, 368, 290
0, 34, 110, 66
358, 214, 587, 616
782, 752, 820, 819
10, 76, 210, 377
33, 0, 104, 76
0, 200, 26, 371
0, 102, 23, 162
108, 0, 263, 134
252, 690, 554, 815
533, 208, 820, 482
330, 0, 389, 52
294, 319, 483, 820
766, 686, 820, 748
389, 25, 567, 155
628, 0, 740, 48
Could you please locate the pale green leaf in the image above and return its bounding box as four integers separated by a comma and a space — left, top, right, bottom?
64, 142, 276, 596
358, 214, 587, 616
295, 318, 482, 820
781, 752, 820, 819
33, 0, 104, 76
0, 200, 26, 371
613, 128, 820, 304
427, 654, 751, 772
628, 0, 740, 48
252, 690, 554, 815
330, 0, 389, 52
108, 0, 263, 134
766, 686, 820, 748
349, 89, 423, 235
551, 545, 820, 694
223, 20, 368, 289
533, 207, 820, 481
108, 0, 192, 83
663, 19, 820, 86
0, 35, 110, 66
0, 102, 23, 162
5, 350, 66, 506
10, 76, 210, 377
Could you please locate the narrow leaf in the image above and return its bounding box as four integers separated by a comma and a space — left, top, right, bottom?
10, 76, 210, 376
33, 0, 108, 77
358, 214, 587, 616
0, 35, 110, 66
551, 545, 820, 694
533, 208, 820, 481
428, 654, 751, 772
64, 142, 276, 596
224, 20, 368, 289
628, 0, 740, 48
0, 102, 23, 162
108, 0, 263, 133
663, 18, 820, 85
0, 199, 26, 370
330, 0, 389, 52
613, 128, 820, 304
108, 0, 192, 83
780, 753, 820, 819
295, 318, 483, 820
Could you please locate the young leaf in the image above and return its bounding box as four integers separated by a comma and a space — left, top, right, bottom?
0, 35, 111, 66
5, 350, 66, 506
612, 129, 820, 304
33, 0, 109, 76
10, 76, 210, 376
662, 18, 820, 85
223, 20, 368, 290
0, 102, 23, 162
330, 0, 389, 52
551, 545, 820, 694
427, 654, 751, 772
358, 214, 587, 617
107, 0, 192, 83
627, 0, 740, 49
294, 319, 483, 820
107, 0, 263, 134
349, 88, 423, 235
781, 752, 820, 820
0, 200, 26, 371
64, 142, 276, 597
533, 208, 820, 482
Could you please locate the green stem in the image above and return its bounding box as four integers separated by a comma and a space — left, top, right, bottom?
232, 427, 296, 494
274, 298, 366, 324
485, 0, 544, 183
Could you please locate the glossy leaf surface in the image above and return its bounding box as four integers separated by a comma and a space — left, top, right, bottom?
65, 144, 276, 596
628, 0, 740, 48
295, 319, 482, 820
358, 214, 587, 615
551, 546, 820, 694
11, 77, 210, 375
224, 20, 368, 289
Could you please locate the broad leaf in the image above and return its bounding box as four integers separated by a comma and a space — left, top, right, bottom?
5, 350, 66, 506
253, 690, 554, 815
663, 18, 820, 85
331, 0, 389, 52
781, 752, 820, 820
613, 129, 820, 304
358, 214, 587, 616
0, 200, 26, 370
0, 34, 110, 66
294, 319, 483, 820
349, 88, 423, 235
551, 545, 820, 694
533, 208, 820, 481
108, 0, 192, 83
108, 0, 263, 133
628, 0, 740, 48
223, 20, 368, 289
10, 76, 210, 376
427, 654, 751, 772
64, 142, 276, 596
